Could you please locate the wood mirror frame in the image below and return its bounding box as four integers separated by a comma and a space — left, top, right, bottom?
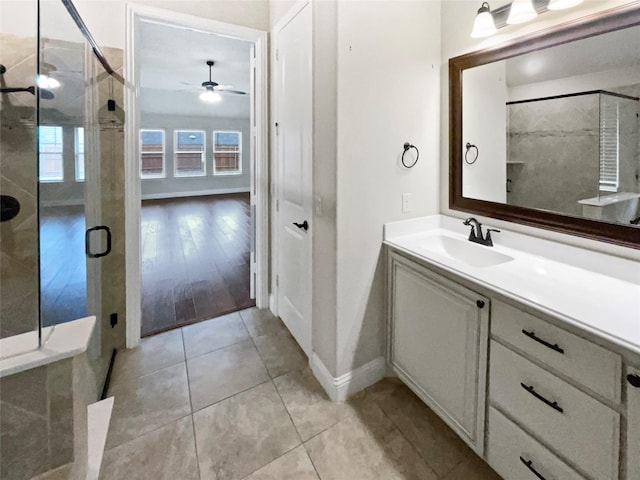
449, 2, 640, 249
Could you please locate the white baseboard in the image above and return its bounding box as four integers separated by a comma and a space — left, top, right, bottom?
141, 187, 250, 201
310, 354, 387, 402
269, 294, 277, 317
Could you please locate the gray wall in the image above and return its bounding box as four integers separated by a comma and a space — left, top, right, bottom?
140, 113, 250, 199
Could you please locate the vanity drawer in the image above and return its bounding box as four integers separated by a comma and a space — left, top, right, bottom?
489, 341, 620, 480
487, 407, 585, 480
491, 300, 621, 403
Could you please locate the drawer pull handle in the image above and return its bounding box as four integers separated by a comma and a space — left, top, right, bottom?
522, 329, 565, 354
520, 456, 548, 480
521, 383, 564, 413
628, 374, 640, 388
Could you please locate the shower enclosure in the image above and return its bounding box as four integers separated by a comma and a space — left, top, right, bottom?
506, 89, 640, 224
1, 0, 125, 379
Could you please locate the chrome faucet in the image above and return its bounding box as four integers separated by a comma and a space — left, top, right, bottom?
463, 217, 500, 247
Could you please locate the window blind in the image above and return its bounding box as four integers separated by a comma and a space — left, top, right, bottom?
599, 96, 619, 193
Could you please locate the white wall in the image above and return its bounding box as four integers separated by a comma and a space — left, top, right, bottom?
440, 0, 640, 262
1, 0, 269, 48
76, 0, 269, 49
334, 0, 441, 376
270, 0, 298, 27
140, 113, 250, 198
311, 0, 339, 375
462, 61, 507, 203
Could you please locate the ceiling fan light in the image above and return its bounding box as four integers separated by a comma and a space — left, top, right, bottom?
36, 75, 60, 89
471, 2, 497, 38
200, 89, 221, 103
507, 0, 537, 24
547, 0, 583, 10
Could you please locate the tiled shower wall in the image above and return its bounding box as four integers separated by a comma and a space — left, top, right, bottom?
0, 359, 74, 480
93, 46, 127, 358
0, 32, 40, 338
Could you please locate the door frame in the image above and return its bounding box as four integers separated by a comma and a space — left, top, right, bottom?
124, 4, 269, 348
270, 0, 313, 352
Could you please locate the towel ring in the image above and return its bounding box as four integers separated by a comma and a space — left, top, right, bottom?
465, 143, 479, 165
402, 142, 419, 168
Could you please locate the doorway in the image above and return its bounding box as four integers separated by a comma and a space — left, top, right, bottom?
125, 6, 268, 344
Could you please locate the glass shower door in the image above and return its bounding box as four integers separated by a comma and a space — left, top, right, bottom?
38, 0, 91, 328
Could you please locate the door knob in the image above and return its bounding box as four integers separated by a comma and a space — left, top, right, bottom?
293, 220, 309, 231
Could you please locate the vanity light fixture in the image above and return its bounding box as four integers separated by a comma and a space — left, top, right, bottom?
471, 2, 497, 38
471, 0, 585, 38
507, 0, 537, 25
547, 0, 583, 10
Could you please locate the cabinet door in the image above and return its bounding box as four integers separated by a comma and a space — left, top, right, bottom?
389, 253, 489, 454
628, 365, 640, 480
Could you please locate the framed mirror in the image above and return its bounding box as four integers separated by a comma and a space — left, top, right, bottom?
449, 3, 640, 248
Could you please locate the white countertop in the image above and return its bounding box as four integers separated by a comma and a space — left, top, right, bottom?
0, 316, 96, 378
384, 215, 640, 357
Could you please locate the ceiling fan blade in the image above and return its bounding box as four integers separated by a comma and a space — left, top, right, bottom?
179, 81, 200, 86
217, 89, 247, 96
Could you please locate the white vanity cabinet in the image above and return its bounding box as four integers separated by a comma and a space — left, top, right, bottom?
386, 247, 640, 480
387, 251, 489, 454
627, 366, 640, 480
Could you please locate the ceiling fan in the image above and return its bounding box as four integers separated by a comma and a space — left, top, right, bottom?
182, 60, 247, 103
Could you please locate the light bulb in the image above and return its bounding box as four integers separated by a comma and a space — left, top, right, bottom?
471, 2, 497, 38
36, 75, 60, 89
547, 0, 583, 10
200, 89, 222, 103
507, 0, 537, 24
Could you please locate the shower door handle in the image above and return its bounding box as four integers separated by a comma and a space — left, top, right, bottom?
85, 225, 112, 258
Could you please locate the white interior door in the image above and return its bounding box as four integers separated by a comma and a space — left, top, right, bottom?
275, 3, 312, 356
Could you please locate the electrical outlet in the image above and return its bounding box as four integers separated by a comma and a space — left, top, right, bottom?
402, 193, 411, 213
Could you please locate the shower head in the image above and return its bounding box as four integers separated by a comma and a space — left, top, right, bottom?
0, 85, 54, 100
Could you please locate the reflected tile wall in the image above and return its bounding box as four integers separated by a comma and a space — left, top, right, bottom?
0, 32, 39, 338
507, 94, 600, 217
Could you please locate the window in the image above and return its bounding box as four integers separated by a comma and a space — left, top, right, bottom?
213, 131, 242, 175
75, 127, 85, 181
38, 126, 63, 182
175, 130, 205, 177
599, 95, 619, 193
140, 130, 165, 178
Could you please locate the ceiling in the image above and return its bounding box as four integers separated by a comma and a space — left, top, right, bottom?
506, 25, 640, 86
138, 20, 252, 119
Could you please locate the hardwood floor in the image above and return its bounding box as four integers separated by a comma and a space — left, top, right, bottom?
141, 194, 254, 337
40, 205, 87, 327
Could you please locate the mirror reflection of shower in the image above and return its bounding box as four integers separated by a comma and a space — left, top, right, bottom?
505, 90, 639, 226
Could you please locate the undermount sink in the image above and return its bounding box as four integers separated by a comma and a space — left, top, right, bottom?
415, 233, 514, 268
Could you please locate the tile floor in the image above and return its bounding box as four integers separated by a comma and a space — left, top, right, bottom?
96, 308, 502, 480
